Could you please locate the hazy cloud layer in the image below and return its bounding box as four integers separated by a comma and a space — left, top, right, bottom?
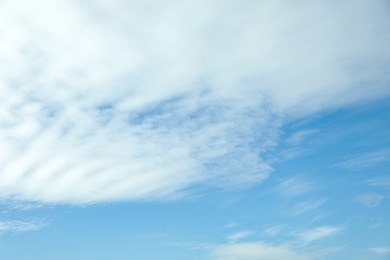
1, 0, 390, 204
210, 241, 342, 260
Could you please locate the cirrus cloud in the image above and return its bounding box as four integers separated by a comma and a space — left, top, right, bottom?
0, 0, 389, 205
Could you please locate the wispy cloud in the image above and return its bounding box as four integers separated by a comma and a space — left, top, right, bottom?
0, 90, 275, 204
334, 149, 390, 171
275, 177, 315, 197
0, 0, 389, 205
369, 247, 390, 254
368, 222, 384, 229
226, 230, 253, 243
0, 220, 45, 234
225, 221, 237, 228
290, 199, 326, 216
367, 176, 390, 187
211, 242, 314, 260
265, 225, 284, 237
355, 193, 385, 208
210, 241, 342, 260
166, 240, 214, 251
285, 130, 317, 146
295, 226, 342, 245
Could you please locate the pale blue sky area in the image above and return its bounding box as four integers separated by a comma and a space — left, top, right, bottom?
0, 1, 389, 259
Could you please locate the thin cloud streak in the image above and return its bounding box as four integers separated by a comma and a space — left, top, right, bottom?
369, 247, 390, 254
290, 199, 326, 216
285, 130, 317, 146
226, 231, 253, 243
0, 220, 45, 234
368, 177, 390, 187
265, 225, 284, 237
275, 177, 315, 198
295, 226, 342, 245
334, 149, 390, 171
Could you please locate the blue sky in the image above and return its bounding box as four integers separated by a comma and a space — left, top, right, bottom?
0, 0, 389, 259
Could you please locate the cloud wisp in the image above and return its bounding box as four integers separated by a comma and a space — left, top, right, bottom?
290, 199, 326, 216
0, 220, 45, 234
295, 226, 342, 245
285, 130, 318, 146
367, 177, 390, 187
334, 149, 390, 171
265, 225, 284, 237
275, 177, 315, 198
369, 247, 390, 254
355, 193, 385, 208
226, 230, 253, 243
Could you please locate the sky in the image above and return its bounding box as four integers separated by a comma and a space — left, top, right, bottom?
0, 0, 389, 259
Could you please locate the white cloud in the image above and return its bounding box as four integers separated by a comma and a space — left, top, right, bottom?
0, 220, 44, 234
368, 177, 390, 187
211, 242, 313, 260
225, 222, 238, 228
295, 226, 341, 245
275, 177, 315, 197
265, 225, 284, 237
285, 130, 317, 146
334, 149, 390, 171
210, 241, 342, 260
0, 0, 389, 204
368, 222, 384, 229
355, 193, 385, 208
369, 247, 390, 254
227, 231, 253, 243
166, 240, 214, 251
290, 199, 326, 216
